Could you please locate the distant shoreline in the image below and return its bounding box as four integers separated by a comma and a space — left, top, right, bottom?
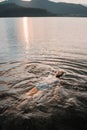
0, 16, 87, 18
0, 2, 87, 18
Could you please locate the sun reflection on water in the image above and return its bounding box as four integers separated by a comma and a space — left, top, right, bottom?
23, 17, 29, 44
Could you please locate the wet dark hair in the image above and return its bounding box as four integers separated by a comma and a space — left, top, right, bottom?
55, 70, 64, 78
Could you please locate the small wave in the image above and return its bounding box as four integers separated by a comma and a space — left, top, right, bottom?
0, 58, 87, 130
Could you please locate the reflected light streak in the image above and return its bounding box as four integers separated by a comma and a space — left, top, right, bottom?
23, 17, 29, 44
22, 17, 30, 62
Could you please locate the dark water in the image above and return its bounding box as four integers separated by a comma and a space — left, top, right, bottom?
0, 17, 87, 130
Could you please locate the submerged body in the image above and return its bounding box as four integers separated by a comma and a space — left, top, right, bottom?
27, 70, 64, 97
36, 75, 59, 90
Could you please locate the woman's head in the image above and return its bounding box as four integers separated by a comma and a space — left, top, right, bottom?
55, 70, 64, 78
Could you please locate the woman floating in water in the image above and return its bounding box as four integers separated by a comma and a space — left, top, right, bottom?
27, 70, 64, 97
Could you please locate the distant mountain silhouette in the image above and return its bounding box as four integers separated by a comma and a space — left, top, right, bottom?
0, 0, 87, 17
0, 2, 53, 17
20, 0, 87, 16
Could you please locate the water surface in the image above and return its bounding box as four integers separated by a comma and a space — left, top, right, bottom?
0, 17, 87, 130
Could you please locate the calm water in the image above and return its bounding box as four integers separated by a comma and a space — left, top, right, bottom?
0, 17, 87, 130
0, 17, 87, 63
0, 17, 87, 86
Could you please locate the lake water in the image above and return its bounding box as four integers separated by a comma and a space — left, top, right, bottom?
0, 17, 87, 63
0, 17, 87, 130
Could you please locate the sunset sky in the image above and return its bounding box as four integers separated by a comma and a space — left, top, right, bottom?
51, 0, 87, 4
23, 0, 87, 4
0, 0, 87, 4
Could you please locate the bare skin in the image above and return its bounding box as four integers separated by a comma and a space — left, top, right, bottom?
26, 87, 41, 96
